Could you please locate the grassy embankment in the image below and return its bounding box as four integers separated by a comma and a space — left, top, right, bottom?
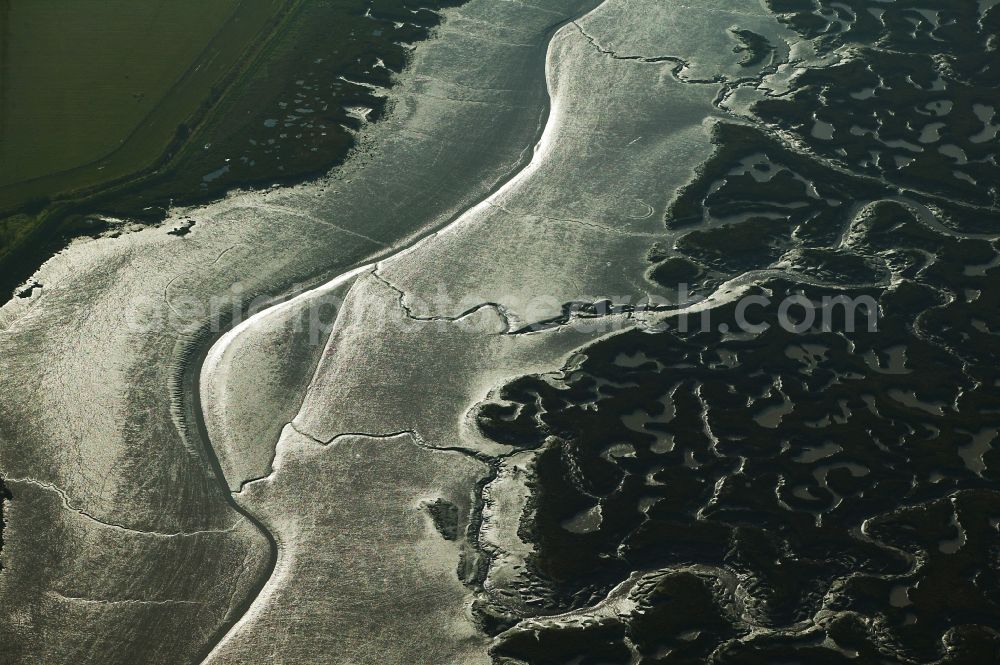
0, 0, 295, 295
0, 0, 464, 302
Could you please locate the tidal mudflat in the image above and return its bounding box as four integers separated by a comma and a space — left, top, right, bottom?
0, 0, 465, 306
0, 0, 604, 660
3, 0, 1000, 663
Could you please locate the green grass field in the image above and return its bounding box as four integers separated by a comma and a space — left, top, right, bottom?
0, 0, 462, 302
0, 0, 290, 209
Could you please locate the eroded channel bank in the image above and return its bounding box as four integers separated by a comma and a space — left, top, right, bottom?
196, 0, 806, 661
0, 0, 603, 661
202, 0, 1000, 662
